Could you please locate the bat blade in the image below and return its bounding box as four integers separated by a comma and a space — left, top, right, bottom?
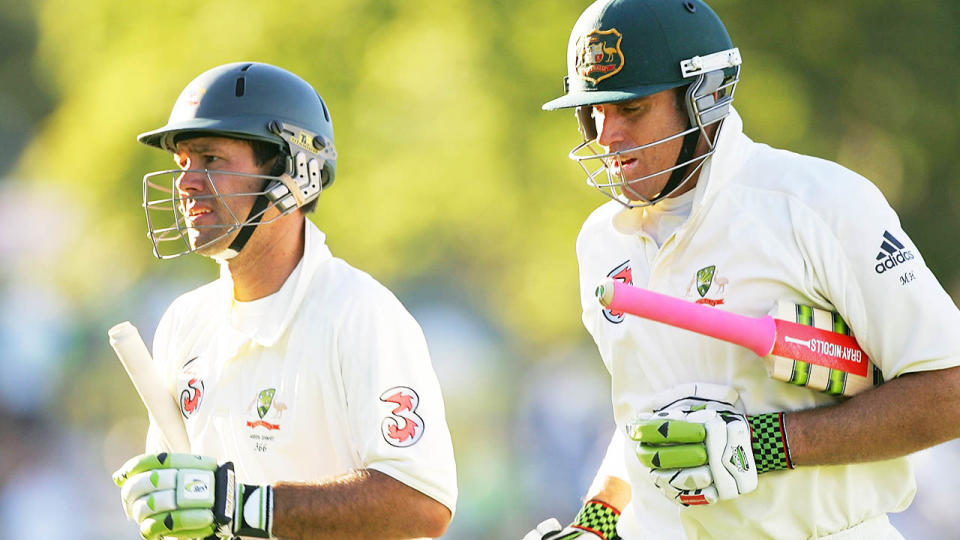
108, 321, 190, 452
766, 302, 881, 396
595, 278, 881, 396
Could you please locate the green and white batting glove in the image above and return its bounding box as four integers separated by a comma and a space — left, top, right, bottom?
521, 500, 621, 540
112, 452, 274, 539
629, 404, 793, 506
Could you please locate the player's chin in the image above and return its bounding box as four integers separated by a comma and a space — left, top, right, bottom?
620, 183, 658, 201
621, 175, 670, 201
191, 230, 234, 257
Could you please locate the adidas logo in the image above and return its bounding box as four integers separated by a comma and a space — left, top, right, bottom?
874, 231, 914, 274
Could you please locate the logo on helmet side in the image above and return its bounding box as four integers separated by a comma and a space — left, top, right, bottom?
185, 87, 207, 106
576, 29, 625, 86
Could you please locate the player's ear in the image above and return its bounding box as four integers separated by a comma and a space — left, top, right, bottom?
576, 106, 598, 141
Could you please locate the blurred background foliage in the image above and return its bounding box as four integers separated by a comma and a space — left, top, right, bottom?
1, 0, 958, 537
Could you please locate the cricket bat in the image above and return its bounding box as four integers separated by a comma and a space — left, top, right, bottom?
595, 278, 883, 396
108, 321, 191, 452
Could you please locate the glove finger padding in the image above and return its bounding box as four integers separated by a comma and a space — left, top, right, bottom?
628, 386, 759, 507
628, 411, 706, 444
123, 468, 217, 521
113, 452, 218, 487
641, 382, 740, 414
130, 486, 178, 523
119, 468, 177, 519
139, 507, 215, 539
629, 413, 708, 469
635, 440, 708, 469
650, 465, 714, 492
112, 453, 243, 539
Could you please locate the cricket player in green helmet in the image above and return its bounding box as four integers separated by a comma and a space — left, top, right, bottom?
525, 0, 960, 538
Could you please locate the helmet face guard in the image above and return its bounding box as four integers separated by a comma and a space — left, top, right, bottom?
571, 57, 740, 208
143, 162, 327, 260
543, 0, 741, 207
137, 62, 336, 259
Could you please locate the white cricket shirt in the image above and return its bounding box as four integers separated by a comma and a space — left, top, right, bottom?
578, 109, 960, 539
146, 219, 457, 516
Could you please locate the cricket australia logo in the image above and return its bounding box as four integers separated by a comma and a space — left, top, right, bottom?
685, 265, 728, 306
380, 386, 424, 448
603, 260, 633, 324
245, 388, 286, 431
575, 28, 624, 86
874, 230, 914, 274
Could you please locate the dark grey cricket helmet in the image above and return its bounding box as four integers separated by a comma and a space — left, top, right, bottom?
139, 62, 338, 259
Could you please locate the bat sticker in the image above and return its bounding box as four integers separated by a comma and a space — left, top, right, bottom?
594, 278, 880, 396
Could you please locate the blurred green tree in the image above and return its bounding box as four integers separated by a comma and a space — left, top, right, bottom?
13, 0, 960, 345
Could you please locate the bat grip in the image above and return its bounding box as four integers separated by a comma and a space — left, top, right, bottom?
108, 321, 191, 453
596, 278, 777, 357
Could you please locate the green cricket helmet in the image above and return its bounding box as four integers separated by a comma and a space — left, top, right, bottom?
139, 62, 338, 259
544, 0, 742, 207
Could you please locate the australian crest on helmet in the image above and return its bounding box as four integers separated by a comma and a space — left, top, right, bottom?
576, 28, 624, 86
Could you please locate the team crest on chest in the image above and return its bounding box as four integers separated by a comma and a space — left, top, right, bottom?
178, 356, 204, 419
245, 388, 287, 431
379, 386, 425, 448
602, 260, 633, 324
685, 265, 728, 306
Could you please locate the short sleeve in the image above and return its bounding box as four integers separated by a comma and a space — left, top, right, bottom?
337, 282, 458, 514
795, 175, 960, 378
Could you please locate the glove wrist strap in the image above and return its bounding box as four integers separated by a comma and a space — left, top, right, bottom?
748, 412, 794, 473
233, 483, 274, 538
571, 499, 621, 540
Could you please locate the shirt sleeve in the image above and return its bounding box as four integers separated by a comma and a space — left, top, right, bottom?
794, 171, 960, 378
575, 212, 617, 377
337, 279, 458, 514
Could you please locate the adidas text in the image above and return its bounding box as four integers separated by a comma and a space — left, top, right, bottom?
875, 250, 914, 274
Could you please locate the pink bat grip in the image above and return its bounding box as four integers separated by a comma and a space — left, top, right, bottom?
600, 279, 778, 357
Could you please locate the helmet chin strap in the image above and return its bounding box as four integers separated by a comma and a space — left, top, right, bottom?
655, 125, 700, 200
212, 158, 286, 262
212, 193, 271, 261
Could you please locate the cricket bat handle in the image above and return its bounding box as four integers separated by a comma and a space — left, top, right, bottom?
108, 321, 191, 453
595, 278, 777, 357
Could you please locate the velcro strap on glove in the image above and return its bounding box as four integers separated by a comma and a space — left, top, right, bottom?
233, 484, 274, 538
571, 499, 621, 540
748, 412, 794, 473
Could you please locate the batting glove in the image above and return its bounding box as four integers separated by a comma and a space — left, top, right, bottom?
112, 452, 274, 539
629, 403, 793, 506
522, 500, 621, 540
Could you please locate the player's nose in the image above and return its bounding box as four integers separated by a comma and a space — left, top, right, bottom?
596, 110, 625, 147
175, 169, 207, 194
